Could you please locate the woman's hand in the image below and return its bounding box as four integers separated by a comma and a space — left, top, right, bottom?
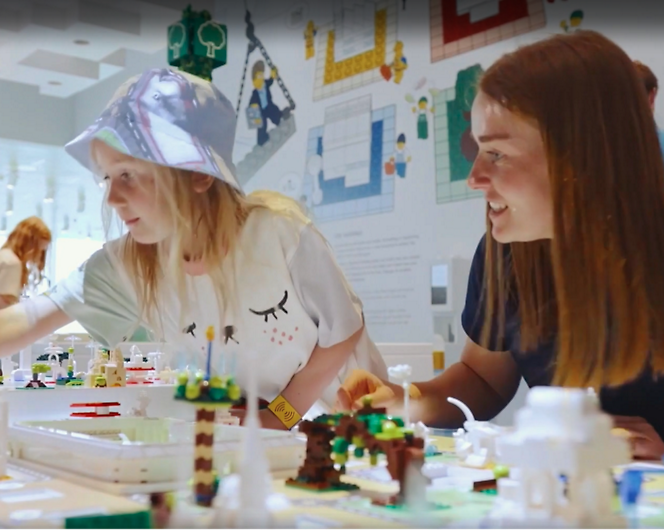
612, 415, 664, 460
335, 369, 403, 411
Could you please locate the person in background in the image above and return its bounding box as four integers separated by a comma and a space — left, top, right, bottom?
0, 216, 51, 309
634, 60, 664, 152
337, 31, 664, 460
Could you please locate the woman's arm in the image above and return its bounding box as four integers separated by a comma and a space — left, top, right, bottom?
0, 296, 73, 358
410, 338, 522, 427
258, 326, 363, 429
0, 295, 18, 310
337, 337, 522, 428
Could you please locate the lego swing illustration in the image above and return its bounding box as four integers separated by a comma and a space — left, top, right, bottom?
235, 10, 296, 185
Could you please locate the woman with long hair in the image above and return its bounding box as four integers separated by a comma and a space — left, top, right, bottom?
337, 30, 664, 458
0, 68, 386, 429
0, 216, 51, 309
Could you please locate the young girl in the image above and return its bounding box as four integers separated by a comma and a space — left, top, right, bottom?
337, 30, 664, 458
0, 68, 387, 429
0, 216, 51, 309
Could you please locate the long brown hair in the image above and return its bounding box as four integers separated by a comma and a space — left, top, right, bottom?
479, 30, 664, 388
1, 216, 51, 288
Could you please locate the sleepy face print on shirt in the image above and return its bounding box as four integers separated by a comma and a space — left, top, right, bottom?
160, 214, 319, 404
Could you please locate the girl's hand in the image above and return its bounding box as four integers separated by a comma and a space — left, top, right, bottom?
612, 415, 664, 460
335, 369, 403, 411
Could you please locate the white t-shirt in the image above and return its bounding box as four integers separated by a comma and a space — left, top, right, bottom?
0, 248, 22, 298
47, 205, 387, 409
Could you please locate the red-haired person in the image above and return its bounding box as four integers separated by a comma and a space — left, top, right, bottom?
338, 31, 664, 460
0, 216, 51, 309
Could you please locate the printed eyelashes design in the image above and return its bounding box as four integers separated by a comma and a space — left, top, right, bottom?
249, 291, 289, 323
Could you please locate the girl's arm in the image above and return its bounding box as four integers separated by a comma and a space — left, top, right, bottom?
0, 295, 18, 310
0, 296, 72, 358
259, 326, 363, 429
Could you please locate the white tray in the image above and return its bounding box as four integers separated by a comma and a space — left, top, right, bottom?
9, 417, 305, 492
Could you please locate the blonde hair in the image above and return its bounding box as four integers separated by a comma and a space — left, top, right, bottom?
2, 216, 51, 288
479, 31, 664, 389
93, 142, 307, 339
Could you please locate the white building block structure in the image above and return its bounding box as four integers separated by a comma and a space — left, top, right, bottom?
447, 396, 506, 468
488, 387, 630, 528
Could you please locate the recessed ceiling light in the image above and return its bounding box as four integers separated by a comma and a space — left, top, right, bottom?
74, 39, 89, 45
48, 81, 62, 86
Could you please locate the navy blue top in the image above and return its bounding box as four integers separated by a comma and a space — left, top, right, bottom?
461, 235, 664, 440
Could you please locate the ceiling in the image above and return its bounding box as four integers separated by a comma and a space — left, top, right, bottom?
0, 0, 214, 98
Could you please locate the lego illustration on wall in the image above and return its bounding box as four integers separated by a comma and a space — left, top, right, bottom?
384, 133, 411, 179
312, 0, 400, 101
433, 64, 484, 204
430, 0, 546, 63
304, 20, 318, 59
404, 79, 437, 141
234, 11, 297, 186
380, 40, 408, 85
301, 94, 397, 223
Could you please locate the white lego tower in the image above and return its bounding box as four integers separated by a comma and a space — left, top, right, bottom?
210, 344, 276, 529
488, 386, 630, 528
235, 348, 271, 529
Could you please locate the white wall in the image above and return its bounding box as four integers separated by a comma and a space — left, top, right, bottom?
6, 0, 663, 422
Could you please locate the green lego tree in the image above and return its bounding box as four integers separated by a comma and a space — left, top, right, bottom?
168, 23, 186, 60
167, 5, 227, 81
198, 21, 225, 58
29, 363, 50, 388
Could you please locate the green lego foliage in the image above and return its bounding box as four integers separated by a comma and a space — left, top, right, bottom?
174, 374, 241, 406
375, 421, 405, 441
31, 363, 50, 374
332, 437, 349, 454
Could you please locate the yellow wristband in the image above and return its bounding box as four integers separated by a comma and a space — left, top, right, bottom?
268, 395, 302, 430
409, 384, 422, 400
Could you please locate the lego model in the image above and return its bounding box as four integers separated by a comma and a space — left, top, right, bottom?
128, 390, 150, 417
107, 348, 127, 386
447, 396, 506, 468
70, 402, 121, 418
85, 347, 126, 387
487, 386, 630, 527
174, 326, 241, 507
286, 399, 428, 507
44, 342, 67, 381
56, 347, 85, 386
24, 363, 50, 389
126, 345, 152, 384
